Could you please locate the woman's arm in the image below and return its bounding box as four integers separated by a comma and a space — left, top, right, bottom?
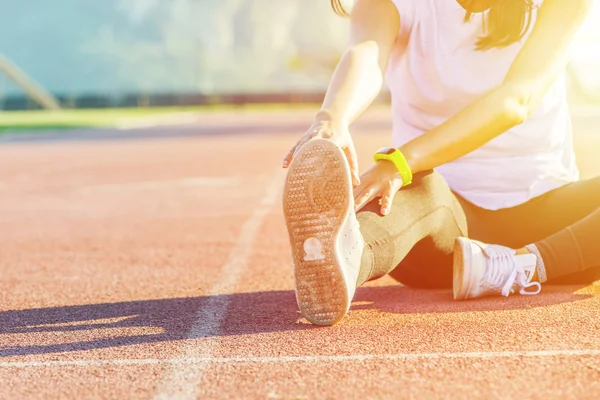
282, 0, 399, 183
317, 0, 400, 125
399, 0, 593, 175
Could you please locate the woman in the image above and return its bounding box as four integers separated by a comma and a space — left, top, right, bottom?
281, 0, 597, 326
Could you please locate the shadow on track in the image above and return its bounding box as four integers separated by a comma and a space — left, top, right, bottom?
0, 284, 594, 357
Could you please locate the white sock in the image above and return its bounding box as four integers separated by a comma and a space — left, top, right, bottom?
525, 244, 548, 283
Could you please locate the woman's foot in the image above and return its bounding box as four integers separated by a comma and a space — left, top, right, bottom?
453, 237, 541, 300
283, 138, 364, 325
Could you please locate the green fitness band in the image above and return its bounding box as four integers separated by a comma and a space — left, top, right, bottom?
373, 147, 413, 187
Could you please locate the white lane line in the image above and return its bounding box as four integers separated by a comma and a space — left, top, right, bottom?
2, 349, 600, 369
153, 171, 285, 400
116, 112, 201, 130
77, 176, 239, 193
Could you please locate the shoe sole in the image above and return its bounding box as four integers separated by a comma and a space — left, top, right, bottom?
283, 139, 352, 326
453, 237, 473, 301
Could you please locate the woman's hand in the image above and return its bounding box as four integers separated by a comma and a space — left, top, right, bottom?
353, 160, 403, 215
282, 113, 361, 186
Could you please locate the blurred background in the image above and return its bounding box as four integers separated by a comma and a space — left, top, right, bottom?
0, 0, 349, 110
0, 0, 598, 113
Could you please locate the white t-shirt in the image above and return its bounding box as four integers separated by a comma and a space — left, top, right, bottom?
387, 0, 579, 210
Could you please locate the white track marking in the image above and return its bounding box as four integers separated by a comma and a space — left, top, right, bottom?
2, 349, 600, 369
77, 176, 238, 193
116, 112, 201, 130
153, 172, 285, 400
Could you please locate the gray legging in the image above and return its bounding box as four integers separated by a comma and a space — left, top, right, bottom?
356, 170, 600, 287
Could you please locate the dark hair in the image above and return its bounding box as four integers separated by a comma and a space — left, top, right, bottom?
330, 0, 536, 50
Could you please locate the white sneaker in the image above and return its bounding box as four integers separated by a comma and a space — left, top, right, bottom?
283, 138, 364, 325
453, 237, 541, 300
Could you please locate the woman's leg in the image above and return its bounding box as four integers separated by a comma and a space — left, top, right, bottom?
533, 207, 600, 284
462, 176, 600, 284
452, 176, 600, 300
360, 172, 600, 296
284, 139, 467, 324
356, 170, 468, 288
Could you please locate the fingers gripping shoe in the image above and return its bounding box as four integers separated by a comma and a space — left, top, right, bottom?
453, 237, 541, 300
283, 138, 364, 325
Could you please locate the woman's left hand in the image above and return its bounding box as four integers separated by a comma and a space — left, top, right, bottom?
353, 160, 404, 215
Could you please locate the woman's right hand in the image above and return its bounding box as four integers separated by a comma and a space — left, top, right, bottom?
282, 112, 361, 186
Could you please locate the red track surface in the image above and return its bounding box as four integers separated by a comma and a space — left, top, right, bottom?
1, 107, 599, 399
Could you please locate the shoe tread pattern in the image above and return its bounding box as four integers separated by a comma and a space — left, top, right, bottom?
283, 140, 350, 325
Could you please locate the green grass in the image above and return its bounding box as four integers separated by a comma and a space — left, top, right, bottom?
0, 103, 317, 133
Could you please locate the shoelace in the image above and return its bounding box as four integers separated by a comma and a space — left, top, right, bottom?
480, 243, 542, 297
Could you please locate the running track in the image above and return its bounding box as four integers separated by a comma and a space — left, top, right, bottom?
1, 106, 599, 399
